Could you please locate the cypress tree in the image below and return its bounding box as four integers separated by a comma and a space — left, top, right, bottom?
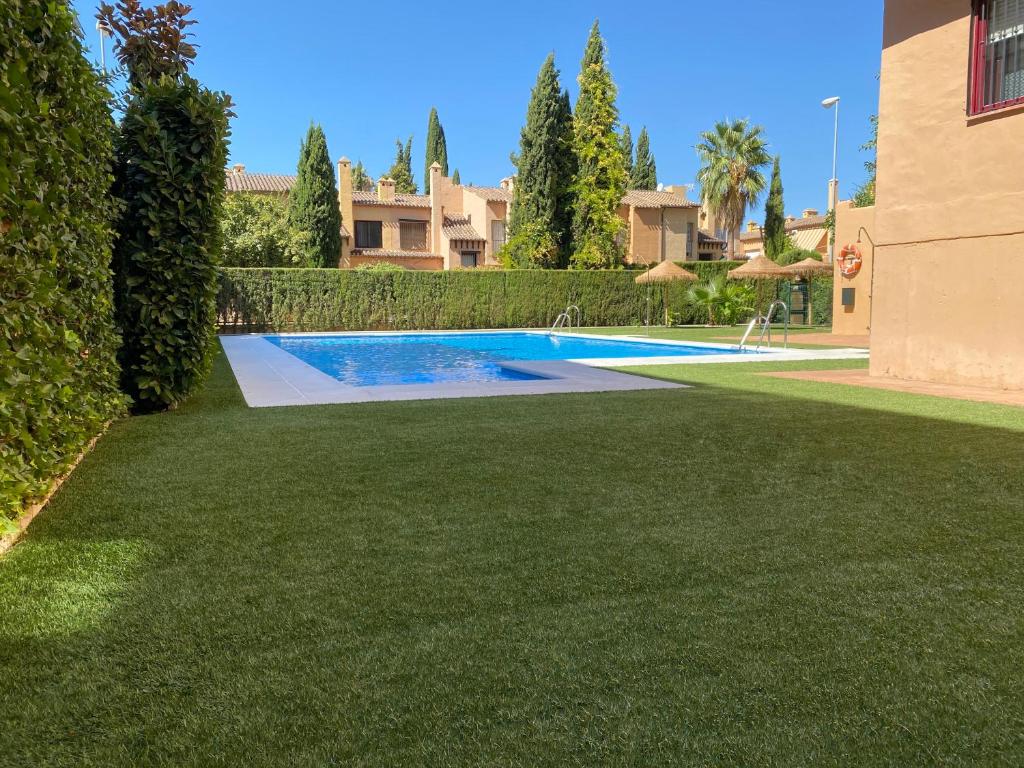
508, 54, 576, 268
352, 160, 372, 191
452, 169, 461, 184
620, 124, 634, 183
424, 107, 449, 193
386, 136, 417, 193
570, 21, 627, 269
632, 127, 657, 190
763, 156, 788, 260
288, 124, 342, 268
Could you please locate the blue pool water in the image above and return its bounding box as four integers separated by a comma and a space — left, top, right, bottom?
266, 332, 745, 387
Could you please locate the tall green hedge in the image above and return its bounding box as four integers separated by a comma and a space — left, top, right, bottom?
218, 266, 833, 332
112, 76, 231, 412
1, 2, 125, 525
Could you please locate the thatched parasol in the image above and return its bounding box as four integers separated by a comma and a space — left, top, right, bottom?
727, 255, 789, 279
635, 261, 698, 327
780, 257, 831, 326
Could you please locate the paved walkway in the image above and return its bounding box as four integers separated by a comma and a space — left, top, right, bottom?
714, 332, 870, 348
763, 369, 1024, 407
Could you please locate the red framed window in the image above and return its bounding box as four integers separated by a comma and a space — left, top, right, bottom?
971, 0, 1024, 114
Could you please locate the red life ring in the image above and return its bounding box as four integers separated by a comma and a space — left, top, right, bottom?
838, 244, 862, 278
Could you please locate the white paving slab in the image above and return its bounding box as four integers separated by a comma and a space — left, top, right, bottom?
220, 335, 686, 408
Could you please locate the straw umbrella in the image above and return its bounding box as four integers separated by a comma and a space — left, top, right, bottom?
728, 255, 788, 318
635, 261, 698, 327
781, 257, 831, 325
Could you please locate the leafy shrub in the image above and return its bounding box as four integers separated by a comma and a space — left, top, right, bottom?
1, 1, 125, 525
683, 276, 755, 326
111, 75, 232, 411
354, 261, 406, 273
218, 267, 832, 332
498, 221, 560, 269
221, 193, 310, 267
777, 248, 822, 267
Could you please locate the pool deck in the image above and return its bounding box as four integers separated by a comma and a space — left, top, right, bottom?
220, 331, 869, 408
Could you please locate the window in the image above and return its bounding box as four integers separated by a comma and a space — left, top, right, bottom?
399, 220, 427, 251
491, 220, 506, 252
460, 251, 479, 268
971, 0, 1024, 114
686, 223, 695, 259
354, 220, 382, 249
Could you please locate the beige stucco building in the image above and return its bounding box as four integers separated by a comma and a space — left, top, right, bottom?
857, 0, 1024, 389
738, 209, 829, 260
228, 162, 727, 269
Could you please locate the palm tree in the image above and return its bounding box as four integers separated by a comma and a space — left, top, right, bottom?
696, 119, 771, 260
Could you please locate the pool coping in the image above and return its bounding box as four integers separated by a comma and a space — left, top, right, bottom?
220, 331, 869, 408
219, 334, 688, 407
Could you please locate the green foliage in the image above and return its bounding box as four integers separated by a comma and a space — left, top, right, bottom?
452, 168, 461, 185
763, 156, 790, 260
354, 261, 405, 272
218, 264, 831, 331
683, 276, 755, 326
853, 114, 878, 208
509, 54, 576, 267
98, 0, 197, 89
619, 124, 633, 179
351, 160, 372, 192
221, 193, 312, 267
424, 107, 448, 193
386, 136, 417, 193
631, 127, 657, 190
111, 75, 232, 412
498, 221, 560, 269
696, 119, 771, 259
777, 247, 823, 267
570, 21, 627, 269
1, 0, 126, 523
288, 124, 341, 268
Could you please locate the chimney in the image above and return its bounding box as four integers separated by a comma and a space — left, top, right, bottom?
232, 163, 245, 175
663, 185, 688, 200
337, 157, 353, 266
500, 176, 515, 193
785, 215, 797, 226
377, 177, 395, 202
747, 221, 759, 233
802, 208, 819, 219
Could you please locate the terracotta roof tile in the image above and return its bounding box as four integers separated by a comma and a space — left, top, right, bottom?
740, 215, 828, 241
225, 171, 295, 194
352, 190, 431, 208
464, 186, 513, 203
442, 214, 485, 241
698, 229, 727, 249
351, 248, 442, 260
622, 190, 699, 209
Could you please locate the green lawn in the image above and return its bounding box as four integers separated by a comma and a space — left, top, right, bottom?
577, 323, 854, 349
1, 343, 1023, 766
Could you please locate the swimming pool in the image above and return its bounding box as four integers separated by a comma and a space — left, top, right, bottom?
266, 332, 748, 387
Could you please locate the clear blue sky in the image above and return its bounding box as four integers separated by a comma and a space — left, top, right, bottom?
72, 0, 883, 216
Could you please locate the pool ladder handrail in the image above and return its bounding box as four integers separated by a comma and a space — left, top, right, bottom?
738, 300, 789, 351
549, 304, 581, 335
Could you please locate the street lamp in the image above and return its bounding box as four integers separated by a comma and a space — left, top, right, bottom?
821, 96, 840, 264
96, 20, 111, 73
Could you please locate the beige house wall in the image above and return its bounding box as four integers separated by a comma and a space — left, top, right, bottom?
622, 205, 697, 266
870, 0, 1024, 389
460, 195, 507, 266
350, 204, 431, 253
832, 202, 876, 336
349, 254, 442, 271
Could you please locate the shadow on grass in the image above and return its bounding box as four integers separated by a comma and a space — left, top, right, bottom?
1, 352, 1023, 766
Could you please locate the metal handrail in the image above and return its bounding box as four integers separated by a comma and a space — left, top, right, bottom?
738, 301, 790, 351
549, 312, 569, 335
565, 305, 581, 329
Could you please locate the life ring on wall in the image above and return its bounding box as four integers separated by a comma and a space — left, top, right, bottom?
838, 244, 863, 278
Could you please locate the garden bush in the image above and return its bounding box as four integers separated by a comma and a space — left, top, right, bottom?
218, 267, 833, 332
1, 1, 125, 525
111, 75, 231, 411
221, 193, 310, 267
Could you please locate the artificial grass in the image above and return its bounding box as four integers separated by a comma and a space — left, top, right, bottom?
1, 345, 1023, 766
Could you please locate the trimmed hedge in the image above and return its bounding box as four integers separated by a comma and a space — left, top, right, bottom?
112, 75, 232, 412
1, 2, 125, 524
218, 266, 833, 332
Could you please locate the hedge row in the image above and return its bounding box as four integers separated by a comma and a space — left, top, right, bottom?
1, 3, 125, 524
218, 266, 833, 332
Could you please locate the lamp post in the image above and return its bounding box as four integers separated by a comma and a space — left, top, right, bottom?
96, 20, 111, 73
821, 96, 840, 264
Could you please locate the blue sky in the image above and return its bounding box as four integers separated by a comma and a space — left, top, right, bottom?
72, 0, 884, 215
